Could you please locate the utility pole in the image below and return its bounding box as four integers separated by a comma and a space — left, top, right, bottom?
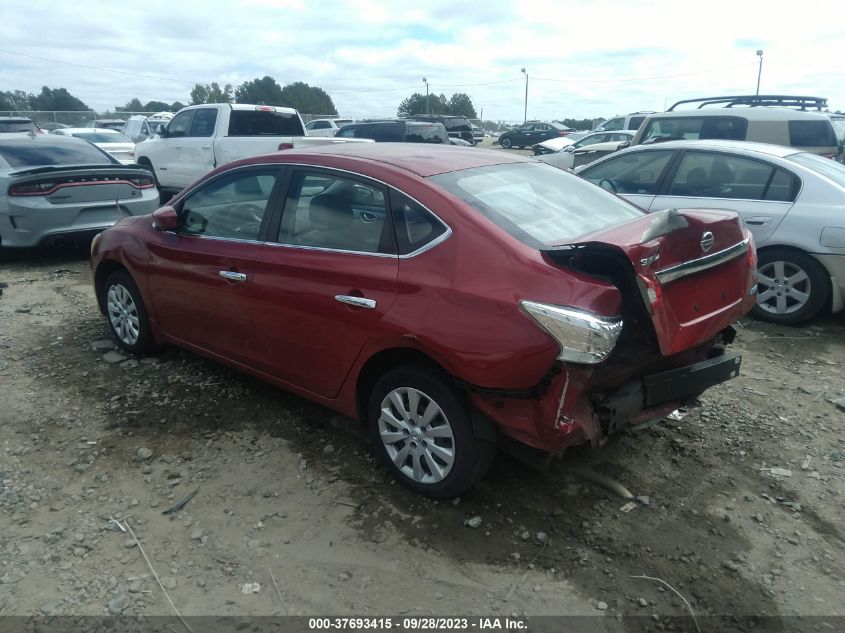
521, 68, 528, 122
755, 50, 763, 96
423, 77, 429, 114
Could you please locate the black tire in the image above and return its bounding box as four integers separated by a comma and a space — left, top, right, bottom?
137, 159, 163, 205
101, 270, 157, 355
500, 137, 512, 149
752, 249, 829, 325
368, 364, 496, 498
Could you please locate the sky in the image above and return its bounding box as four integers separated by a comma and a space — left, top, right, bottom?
1, 0, 843, 122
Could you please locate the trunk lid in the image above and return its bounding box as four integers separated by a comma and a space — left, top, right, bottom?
546, 208, 756, 356
8, 164, 155, 204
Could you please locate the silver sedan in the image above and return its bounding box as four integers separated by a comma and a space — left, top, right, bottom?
0, 134, 160, 248
577, 139, 845, 325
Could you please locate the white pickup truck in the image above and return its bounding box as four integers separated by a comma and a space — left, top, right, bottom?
135, 103, 370, 191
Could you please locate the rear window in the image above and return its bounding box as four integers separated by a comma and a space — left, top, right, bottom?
72, 132, 132, 143
786, 152, 845, 189
788, 120, 837, 148
429, 162, 642, 248
405, 124, 448, 144
0, 140, 114, 168
228, 110, 304, 136
641, 116, 747, 142
348, 123, 404, 142
443, 118, 471, 132
0, 120, 38, 133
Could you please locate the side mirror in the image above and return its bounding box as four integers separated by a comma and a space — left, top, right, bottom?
563, 145, 575, 152
152, 206, 178, 231
617, 141, 631, 150
157, 124, 168, 137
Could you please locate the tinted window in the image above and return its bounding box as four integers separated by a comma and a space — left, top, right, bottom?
337, 126, 356, 138
405, 124, 448, 144
641, 116, 747, 142
765, 168, 798, 202
628, 116, 646, 130
167, 111, 194, 138
389, 190, 448, 255
430, 162, 642, 248
278, 172, 392, 254
180, 168, 279, 240
351, 123, 404, 142
668, 151, 787, 200
228, 110, 304, 136
443, 118, 471, 132
0, 120, 38, 133
190, 109, 218, 137
580, 150, 674, 195
788, 120, 837, 148
0, 140, 114, 167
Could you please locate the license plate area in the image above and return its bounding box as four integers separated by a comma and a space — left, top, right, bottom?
643, 352, 742, 406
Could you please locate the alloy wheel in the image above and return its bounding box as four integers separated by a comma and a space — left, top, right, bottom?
378, 387, 455, 484
107, 283, 141, 346
756, 260, 812, 316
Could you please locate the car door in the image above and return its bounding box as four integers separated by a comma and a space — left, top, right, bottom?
578, 149, 676, 210
513, 123, 533, 146
146, 166, 284, 364
158, 109, 195, 187
178, 108, 218, 184
250, 169, 399, 398
650, 150, 798, 243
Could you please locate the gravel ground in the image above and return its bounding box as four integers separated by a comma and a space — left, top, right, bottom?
1, 237, 844, 629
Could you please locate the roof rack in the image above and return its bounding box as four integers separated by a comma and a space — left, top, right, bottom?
668, 95, 828, 112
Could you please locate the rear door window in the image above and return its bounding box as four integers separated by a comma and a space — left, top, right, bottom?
405, 124, 448, 144
190, 108, 218, 137
580, 149, 674, 194
388, 190, 448, 254
601, 117, 624, 131
667, 151, 797, 201
788, 120, 838, 148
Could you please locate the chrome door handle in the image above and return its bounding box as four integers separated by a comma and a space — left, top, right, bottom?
219, 270, 247, 282
201, 145, 211, 149
744, 216, 771, 226
335, 295, 376, 309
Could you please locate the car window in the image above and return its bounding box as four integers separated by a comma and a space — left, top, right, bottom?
601, 118, 624, 131
430, 162, 642, 248
277, 172, 393, 254
788, 120, 838, 148
305, 121, 317, 130
167, 111, 194, 138
787, 152, 845, 189
667, 151, 789, 200
580, 150, 674, 195
228, 109, 304, 136
336, 126, 356, 138
179, 168, 279, 240
190, 108, 218, 137
405, 124, 448, 144
577, 134, 605, 148
388, 190, 448, 255
628, 116, 646, 130
0, 140, 114, 167
0, 120, 38, 133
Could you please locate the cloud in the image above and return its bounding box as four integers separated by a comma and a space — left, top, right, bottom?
0, 0, 842, 121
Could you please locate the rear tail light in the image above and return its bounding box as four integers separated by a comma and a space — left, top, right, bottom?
520, 301, 623, 364
558, 131, 567, 136
278, 142, 294, 150
127, 176, 155, 188
8, 182, 55, 196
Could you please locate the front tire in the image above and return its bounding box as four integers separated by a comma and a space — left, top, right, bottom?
500, 137, 512, 149
102, 270, 156, 355
368, 365, 495, 498
752, 249, 829, 325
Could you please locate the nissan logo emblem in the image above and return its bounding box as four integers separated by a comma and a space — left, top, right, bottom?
700, 231, 715, 252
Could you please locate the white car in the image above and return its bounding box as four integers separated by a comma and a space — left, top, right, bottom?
50, 128, 136, 164
305, 118, 353, 137
535, 131, 634, 170
577, 140, 845, 324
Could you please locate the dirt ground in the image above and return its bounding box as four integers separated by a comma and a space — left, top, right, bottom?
1, 245, 844, 631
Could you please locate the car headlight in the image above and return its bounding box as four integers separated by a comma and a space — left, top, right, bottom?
520, 301, 623, 364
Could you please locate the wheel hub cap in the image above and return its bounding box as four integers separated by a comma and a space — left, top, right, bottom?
106, 283, 141, 345
378, 387, 455, 485
756, 260, 811, 315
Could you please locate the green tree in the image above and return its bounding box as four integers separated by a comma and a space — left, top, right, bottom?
170, 101, 185, 112
235, 76, 284, 105
278, 82, 337, 115
0, 90, 32, 111
446, 93, 477, 118
29, 86, 89, 111
189, 83, 210, 105
397, 92, 447, 116
144, 100, 171, 112
120, 97, 144, 112
189, 82, 232, 105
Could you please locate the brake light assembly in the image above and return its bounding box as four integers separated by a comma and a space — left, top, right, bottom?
8, 174, 155, 196
520, 301, 623, 364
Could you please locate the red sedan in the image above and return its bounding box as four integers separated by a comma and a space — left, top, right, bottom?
91, 144, 757, 497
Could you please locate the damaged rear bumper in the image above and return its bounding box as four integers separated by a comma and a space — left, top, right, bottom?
595, 351, 742, 436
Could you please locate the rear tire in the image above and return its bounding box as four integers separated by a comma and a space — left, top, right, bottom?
368, 365, 496, 498
752, 249, 828, 325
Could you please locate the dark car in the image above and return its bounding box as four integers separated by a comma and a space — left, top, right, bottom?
336, 120, 449, 144
408, 115, 474, 144
498, 121, 570, 149
91, 143, 755, 498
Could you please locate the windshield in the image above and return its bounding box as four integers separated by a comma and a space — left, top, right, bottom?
786, 152, 845, 189
0, 120, 38, 133
429, 162, 642, 248
0, 140, 114, 167
72, 132, 132, 143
